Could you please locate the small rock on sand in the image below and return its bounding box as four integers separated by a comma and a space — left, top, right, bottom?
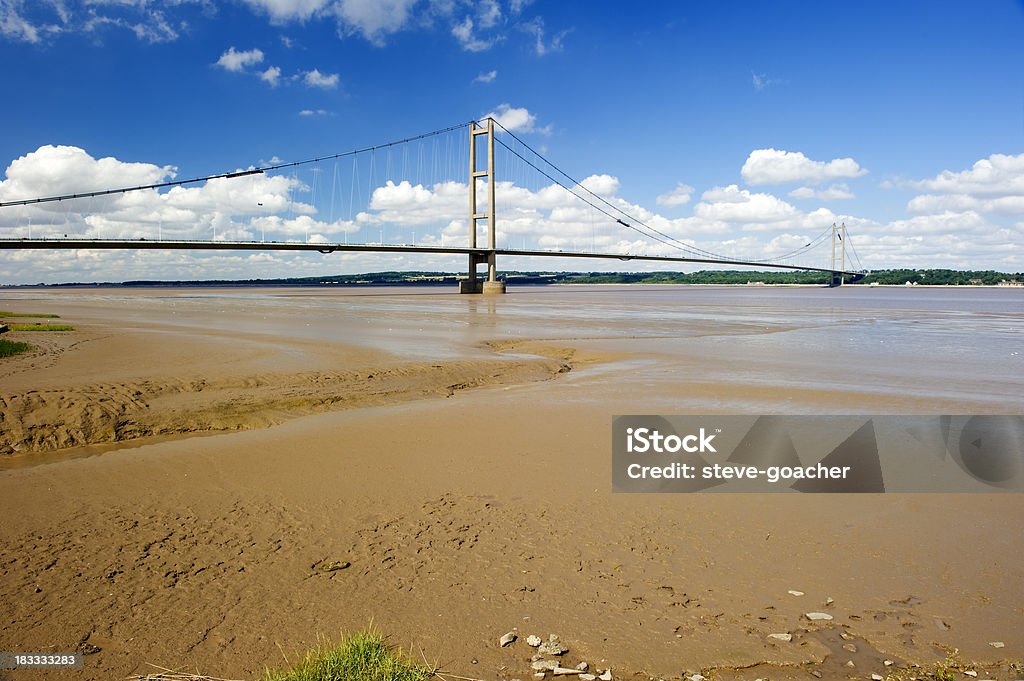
599, 670, 612, 681
553, 668, 582, 676
527, 635, 543, 647
871, 675, 884, 680
842, 643, 857, 653
576, 662, 589, 671
580, 675, 596, 681
534, 673, 545, 679
788, 590, 804, 596
805, 612, 833, 621
500, 631, 517, 647
767, 633, 792, 642
539, 636, 569, 656
532, 660, 559, 672
989, 641, 1005, 648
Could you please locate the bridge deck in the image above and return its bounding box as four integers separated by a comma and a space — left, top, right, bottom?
0, 238, 862, 278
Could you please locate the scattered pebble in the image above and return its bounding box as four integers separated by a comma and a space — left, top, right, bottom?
533, 660, 560, 672
872, 675, 884, 680
767, 633, 792, 642
576, 662, 589, 671
686, 675, 704, 681
805, 612, 833, 621
580, 676, 596, 681
539, 635, 569, 656
534, 673, 546, 679
884, 660, 894, 666
842, 643, 857, 653
810, 671, 822, 679
527, 635, 543, 647
319, 560, 350, 572
825, 597, 834, 606
500, 632, 518, 647
846, 660, 855, 668
788, 590, 805, 596
989, 641, 1005, 648
599, 670, 612, 681
964, 672, 978, 678
840, 632, 853, 640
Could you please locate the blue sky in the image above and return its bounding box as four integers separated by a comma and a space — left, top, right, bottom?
1, 0, 1022, 283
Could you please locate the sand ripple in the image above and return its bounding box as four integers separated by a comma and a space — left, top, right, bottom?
0, 355, 571, 456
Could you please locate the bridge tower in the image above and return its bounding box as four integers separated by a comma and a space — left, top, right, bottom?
460, 118, 506, 294
829, 221, 847, 287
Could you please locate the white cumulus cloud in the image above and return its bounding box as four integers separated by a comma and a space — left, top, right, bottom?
656, 183, 695, 207
332, 0, 418, 45
742, 148, 867, 185
452, 16, 493, 51
695, 185, 799, 224
238, 0, 333, 23
906, 153, 1024, 217
0, 145, 174, 201
579, 174, 619, 197
480, 103, 550, 134
303, 68, 339, 88
913, 153, 1024, 197
216, 46, 265, 72
260, 65, 282, 86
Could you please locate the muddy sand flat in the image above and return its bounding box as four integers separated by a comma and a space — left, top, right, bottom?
0, 286, 1021, 681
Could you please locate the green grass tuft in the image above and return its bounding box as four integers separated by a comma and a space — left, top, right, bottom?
261, 629, 434, 681
0, 310, 60, 318
0, 338, 33, 358
7, 323, 74, 331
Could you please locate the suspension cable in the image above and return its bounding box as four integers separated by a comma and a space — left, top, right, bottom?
0, 122, 470, 208
488, 118, 733, 261
759, 224, 834, 263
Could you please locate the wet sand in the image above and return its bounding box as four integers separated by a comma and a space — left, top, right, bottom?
1, 286, 1022, 680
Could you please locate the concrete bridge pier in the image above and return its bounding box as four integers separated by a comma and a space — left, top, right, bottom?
459, 251, 505, 294
482, 251, 505, 294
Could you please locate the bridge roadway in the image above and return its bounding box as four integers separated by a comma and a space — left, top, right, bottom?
0, 238, 864, 282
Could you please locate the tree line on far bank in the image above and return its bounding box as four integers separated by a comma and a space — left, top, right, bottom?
9, 268, 1023, 288
556, 269, 1022, 286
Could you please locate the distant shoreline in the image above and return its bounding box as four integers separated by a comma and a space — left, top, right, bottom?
2, 267, 1021, 289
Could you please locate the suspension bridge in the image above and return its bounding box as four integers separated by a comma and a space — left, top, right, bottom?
0, 118, 865, 291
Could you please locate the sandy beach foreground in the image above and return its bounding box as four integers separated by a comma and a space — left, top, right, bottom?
1, 286, 1022, 681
